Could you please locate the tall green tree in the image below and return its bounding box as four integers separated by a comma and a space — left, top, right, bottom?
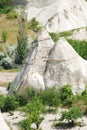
15, 10, 28, 65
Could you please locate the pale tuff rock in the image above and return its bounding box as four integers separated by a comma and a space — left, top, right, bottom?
26, 0, 87, 32
0, 111, 10, 130
8, 30, 55, 94
44, 37, 87, 93
9, 31, 87, 94
70, 28, 87, 41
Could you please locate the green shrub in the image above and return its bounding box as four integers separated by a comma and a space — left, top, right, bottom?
0, 0, 12, 14
25, 97, 44, 129
2, 95, 19, 112
6, 11, 18, 19
40, 87, 61, 110
19, 118, 32, 130
28, 18, 42, 32
61, 107, 83, 125
60, 85, 73, 106
24, 87, 40, 101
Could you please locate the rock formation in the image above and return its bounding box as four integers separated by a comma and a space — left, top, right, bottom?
0, 111, 10, 130
8, 30, 87, 94
26, 0, 87, 32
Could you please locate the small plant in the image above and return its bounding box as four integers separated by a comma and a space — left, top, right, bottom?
2, 95, 19, 112
60, 85, 73, 106
40, 87, 61, 111
0, 94, 5, 109
2, 31, 8, 43
60, 107, 83, 126
49, 32, 59, 42
28, 18, 42, 32
6, 11, 18, 19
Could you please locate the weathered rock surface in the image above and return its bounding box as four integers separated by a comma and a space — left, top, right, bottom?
26, 0, 87, 32
9, 30, 87, 94
70, 28, 87, 41
0, 111, 10, 130
8, 30, 55, 94
44, 38, 87, 93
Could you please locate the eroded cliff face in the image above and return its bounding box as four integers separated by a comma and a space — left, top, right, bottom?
8, 30, 87, 94
25, 0, 87, 32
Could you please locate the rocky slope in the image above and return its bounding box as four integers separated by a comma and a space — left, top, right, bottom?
26, 0, 87, 32
8, 30, 87, 94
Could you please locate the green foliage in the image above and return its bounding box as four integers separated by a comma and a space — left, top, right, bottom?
19, 118, 32, 130
0, 94, 5, 109
0, 0, 12, 14
24, 87, 40, 101
2, 95, 19, 112
61, 107, 83, 125
49, 32, 59, 42
15, 10, 28, 65
0, 0, 12, 8
60, 85, 73, 106
6, 11, 18, 19
25, 97, 44, 129
49, 30, 73, 42
67, 39, 87, 60
1, 31, 8, 43
28, 18, 42, 32
40, 87, 61, 110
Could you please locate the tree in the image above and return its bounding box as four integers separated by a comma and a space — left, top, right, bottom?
61, 107, 83, 125
15, 9, 28, 65
26, 97, 44, 129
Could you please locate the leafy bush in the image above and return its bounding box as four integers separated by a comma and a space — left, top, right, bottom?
60, 85, 73, 106
6, 11, 18, 19
40, 87, 61, 110
25, 97, 44, 129
0, 0, 12, 14
61, 107, 83, 125
28, 18, 42, 32
22, 87, 39, 102
0, 0, 12, 8
19, 118, 32, 130
2, 95, 19, 112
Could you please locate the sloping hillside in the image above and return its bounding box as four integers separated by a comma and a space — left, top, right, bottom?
26, 0, 87, 32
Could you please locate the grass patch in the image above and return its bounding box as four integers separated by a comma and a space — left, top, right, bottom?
0, 68, 19, 72
49, 30, 74, 42
0, 82, 9, 87
0, 15, 18, 44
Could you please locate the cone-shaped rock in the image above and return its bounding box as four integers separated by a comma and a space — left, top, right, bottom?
8, 30, 55, 94
44, 38, 87, 93
9, 31, 87, 94
26, 0, 87, 32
